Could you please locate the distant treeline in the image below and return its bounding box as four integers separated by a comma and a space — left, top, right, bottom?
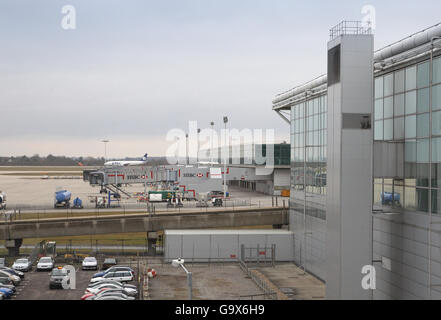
0, 155, 169, 166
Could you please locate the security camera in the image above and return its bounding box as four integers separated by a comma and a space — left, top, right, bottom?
172, 258, 184, 267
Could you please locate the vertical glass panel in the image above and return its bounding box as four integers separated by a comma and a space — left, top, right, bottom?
395, 69, 405, 93
417, 113, 429, 138
432, 190, 441, 214
416, 188, 429, 212
374, 99, 383, 120
433, 111, 441, 136
373, 183, 383, 206
434, 57, 441, 84
404, 187, 416, 210
394, 117, 405, 140
375, 77, 384, 99
405, 140, 417, 162
384, 119, 393, 140
433, 84, 441, 111
432, 164, 441, 188
417, 139, 430, 163
406, 66, 417, 91
405, 91, 417, 114
374, 120, 383, 141
405, 187, 428, 213
417, 88, 430, 113
417, 61, 430, 88
384, 96, 394, 118
416, 163, 429, 187
432, 137, 441, 162
405, 115, 416, 139
394, 94, 405, 116
384, 73, 394, 96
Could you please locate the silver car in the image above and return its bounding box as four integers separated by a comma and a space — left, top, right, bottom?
12, 258, 32, 272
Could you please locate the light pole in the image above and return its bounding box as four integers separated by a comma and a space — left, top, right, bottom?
101, 139, 110, 162
210, 122, 214, 164
172, 258, 192, 300
223, 116, 228, 200
185, 134, 189, 165
197, 128, 201, 164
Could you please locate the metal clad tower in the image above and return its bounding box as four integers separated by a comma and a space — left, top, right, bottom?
326, 22, 374, 299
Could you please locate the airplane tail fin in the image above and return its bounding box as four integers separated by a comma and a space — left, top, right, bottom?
142, 153, 148, 161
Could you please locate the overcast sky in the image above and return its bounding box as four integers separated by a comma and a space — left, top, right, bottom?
1, 0, 440, 158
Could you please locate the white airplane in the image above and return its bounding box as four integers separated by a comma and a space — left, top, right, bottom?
104, 154, 148, 167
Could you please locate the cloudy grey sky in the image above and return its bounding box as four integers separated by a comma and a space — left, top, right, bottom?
1, 0, 440, 158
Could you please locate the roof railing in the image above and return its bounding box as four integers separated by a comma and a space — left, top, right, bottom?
329, 20, 372, 40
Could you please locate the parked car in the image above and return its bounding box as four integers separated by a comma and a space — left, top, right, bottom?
0, 283, 16, 293
88, 279, 137, 290
93, 266, 134, 278
0, 277, 14, 286
49, 267, 70, 289
0, 287, 13, 299
37, 257, 54, 271
82, 289, 135, 300
12, 258, 32, 272
90, 270, 134, 284
82, 257, 98, 270
102, 258, 117, 270
0, 267, 24, 279
85, 283, 137, 296
0, 270, 21, 285
0, 258, 5, 268
94, 295, 131, 300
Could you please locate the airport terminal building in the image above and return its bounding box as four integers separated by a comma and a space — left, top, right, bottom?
273, 22, 441, 299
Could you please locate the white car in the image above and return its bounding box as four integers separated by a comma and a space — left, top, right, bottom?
82, 257, 98, 270
37, 257, 54, 271
85, 283, 138, 296
90, 270, 134, 284
12, 258, 32, 272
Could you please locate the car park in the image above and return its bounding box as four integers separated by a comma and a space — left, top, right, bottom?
37, 257, 54, 271
82, 257, 98, 270
0, 270, 21, 286
49, 267, 70, 289
92, 266, 134, 278
90, 270, 134, 284
102, 258, 117, 270
0, 267, 24, 279
12, 258, 32, 272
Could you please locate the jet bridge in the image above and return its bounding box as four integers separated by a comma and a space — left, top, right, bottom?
83, 165, 233, 197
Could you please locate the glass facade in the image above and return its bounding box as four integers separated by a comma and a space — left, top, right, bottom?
374, 56, 441, 214
289, 55, 441, 218
290, 94, 327, 220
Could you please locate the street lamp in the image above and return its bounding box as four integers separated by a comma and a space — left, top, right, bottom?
101, 140, 110, 162
172, 258, 192, 300
197, 128, 201, 164
223, 116, 228, 200
210, 122, 214, 164
185, 134, 189, 165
